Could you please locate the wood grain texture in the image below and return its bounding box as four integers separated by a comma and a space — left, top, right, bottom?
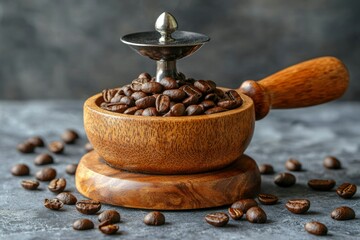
84, 91, 255, 174
75, 151, 261, 210
239, 56, 349, 120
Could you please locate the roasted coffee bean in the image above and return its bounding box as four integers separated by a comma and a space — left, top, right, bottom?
285, 158, 302, 171
101, 103, 128, 113
134, 109, 144, 116
73, 219, 94, 230
336, 183, 357, 199
163, 89, 187, 101
331, 206, 355, 220
182, 85, 202, 98
156, 94, 171, 114
228, 208, 244, 220
61, 129, 79, 144
168, 103, 185, 116
84, 142, 93, 152
141, 82, 163, 94
76, 200, 101, 214
258, 164, 274, 174
102, 89, 118, 102
160, 77, 178, 90
135, 96, 156, 109
214, 88, 225, 98
204, 93, 217, 101
21, 180, 39, 190
17, 142, 35, 153
185, 105, 204, 116
11, 164, 30, 176
66, 164, 78, 175
36, 167, 57, 181
26, 136, 45, 147
205, 212, 229, 227
204, 107, 227, 115
144, 211, 165, 226
323, 156, 341, 169
142, 107, 159, 116
48, 141, 64, 154
305, 221, 328, 236
231, 199, 258, 212
56, 192, 77, 205
119, 96, 134, 106
122, 85, 134, 96
48, 178, 66, 193
44, 198, 63, 210
226, 90, 242, 101
182, 95, 199, 107
98, 210, 121, 223
130, 82, 142, 91
258, 193, 278, 205
308, 179, 336, 191
194, 80, 216, 94
199, 100, 216, 110
109, 93, 124, 103
217, 100, 239, 110
274, 173, 296, 187
131, 91, 148, 101
124, 106, 140, 115
138, 72, 151, 80
34, 153, 54, 165
286, 199, 310, 214
246, 206, 267, 223
99, 220, 119, 235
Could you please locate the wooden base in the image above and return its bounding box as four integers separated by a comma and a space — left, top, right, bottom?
75, 151, 261, 210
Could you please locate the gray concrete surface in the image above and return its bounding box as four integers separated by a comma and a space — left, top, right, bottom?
0, 100, 359, 239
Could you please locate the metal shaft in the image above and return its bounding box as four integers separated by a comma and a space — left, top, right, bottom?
156, 60, 178, 82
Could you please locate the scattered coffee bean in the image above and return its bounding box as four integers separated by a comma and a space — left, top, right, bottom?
21, 180, 39, 190
48, 141, 64, 154
331, 206, 355, 220
17, 142, 35, 153
228, 208, 244, 220
84, 142, 93, 152
205, 212, 229, 227
66, 164, 78, 175
34, 153, 54, 165
99, 220, 119, 235
56, 192, 77, 205
258, 193, 278, 205
336, 183, 357, 199
98, 210, 121, 223
44, 198, 63, 210
323, 156, 341, 169
285, 158, 302, 171
11, 164, 30, 176
246, 206, 267, 223
258, 164, 274, 174
61, 129, 79, 144
286, 199, 310, 214
308, 179, 336, 191
48, 178, 66, 193
76, 199, 101, 214
26, 136, 45, 147
305, 221, 328, 236
274, 173, 296, 187
36, 167, 57, 181
73, 219, 94, 230
143, 211, 165, 226
231, 199, 258, 212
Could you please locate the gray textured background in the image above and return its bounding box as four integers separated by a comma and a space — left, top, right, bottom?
0, 0, 359, 100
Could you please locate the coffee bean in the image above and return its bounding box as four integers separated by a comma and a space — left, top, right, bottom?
182, 95, 199, 107
214, 88, 225, 98
130, 82, 143, 91
11, 164, 30, 176
163, 89, 187, 101
36, 167, 57, 181
336, 183, 357, 199
124, 106, 140, 115
26, 136, 45, 147
138, 72, 151, 80
141, 82, 163, 94
48, 141, 65, 154
56, 192, 77, 205
217, 99, 240, 110
102, 89, 118, 102
21, 180, 39, 190
231, 199, 258, 212
285, 158, 302, 171
194, 80, 216, 94
122, 85, 134, 96
144, 211, 165, 226
258, 164, 274, 174
134, 109, 144, 116
84, 142, 93, 152
99, 220, 119, 235
98, 210, 121, 223
61, 129, 79, 144
34, 153, 54, 166
308, 179, 336, 191
199, 100, 215, 110
44, 198, 63, 210
185, 105, 204, 116
258, 193, 278, 205
182, 85, 202, 98
305, 221, 328, 236
109, 93, 124, 103
204, 212, 229, 227
246, 206, 267, 223
17, 142, 35, 153
286, 199, 310, 214
135, 96, 156, 109
331, 206, 355, 220
204, 107, 227, 115
142, 107, 159, 116
73, 219, 94, 230
155, 94, 171, 114
76, 199, 101, 214
131, 91, 148, 101
101, 103, 128, 113
160, 77, 178, 90
226, 90, 242, 102
66, 164, 78, 175
228, 208, 244, 220
323, 156, 341, 169
48, 178, 67, 193
274, 173, 296, 187
168, 103, 185, 116
204, 93, 217, 101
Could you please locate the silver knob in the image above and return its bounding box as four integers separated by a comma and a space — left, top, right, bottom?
155, 12, 178, 43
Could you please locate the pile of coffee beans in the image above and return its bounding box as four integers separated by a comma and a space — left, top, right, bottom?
100, 72, 243, 116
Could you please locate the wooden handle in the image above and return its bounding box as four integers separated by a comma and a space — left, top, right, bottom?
239, 56, 349, 120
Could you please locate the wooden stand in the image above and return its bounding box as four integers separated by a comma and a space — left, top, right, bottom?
75, 151, 261, 210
